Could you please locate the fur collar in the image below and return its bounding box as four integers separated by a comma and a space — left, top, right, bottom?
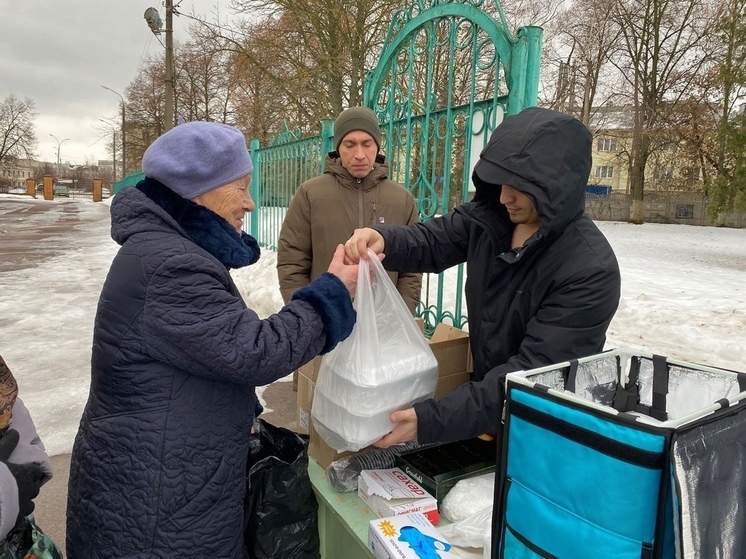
137, 178, 260, 269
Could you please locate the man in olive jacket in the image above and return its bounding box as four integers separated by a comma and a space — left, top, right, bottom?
277, 107, 422, 314
345, 107, 622, 446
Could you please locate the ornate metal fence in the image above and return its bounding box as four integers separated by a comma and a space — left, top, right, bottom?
247, 121, 333, 250
248, 0, 542, 330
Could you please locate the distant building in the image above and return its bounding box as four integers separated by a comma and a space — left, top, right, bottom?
587, 105, 707, 195
0, 157, 120, 196
0, 158, 39, 188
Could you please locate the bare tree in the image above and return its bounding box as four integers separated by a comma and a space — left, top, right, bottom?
705, 0, 746, 220
123, 35, 238, 167
34, 162, 55, 183
0, 94, 38, 169
95, 117, 121, 181
227, 39, 289, 144
612, 0, 713, 223
188, 0, 411, 133
548, 0, 623, 125
226, 13, 336, 129
124, 57, 169, 172
174, 38, 235, 123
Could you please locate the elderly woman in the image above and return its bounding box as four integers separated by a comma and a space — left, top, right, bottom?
66, 122, 358, 558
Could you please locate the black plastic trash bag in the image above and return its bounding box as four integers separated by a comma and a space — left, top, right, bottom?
244, 418, 320, 559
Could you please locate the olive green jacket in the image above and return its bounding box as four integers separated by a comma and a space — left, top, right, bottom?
277, 154, 422, 314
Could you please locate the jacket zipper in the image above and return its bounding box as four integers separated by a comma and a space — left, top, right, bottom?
358, 179, 364, 228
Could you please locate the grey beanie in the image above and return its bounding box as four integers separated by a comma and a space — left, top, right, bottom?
334, 107, 381, 151
142, 121, 254, 199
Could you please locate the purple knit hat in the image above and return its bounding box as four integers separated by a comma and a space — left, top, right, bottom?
142, 121, 254, 199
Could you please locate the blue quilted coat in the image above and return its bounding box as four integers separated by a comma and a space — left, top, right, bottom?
67, 180, 355, 558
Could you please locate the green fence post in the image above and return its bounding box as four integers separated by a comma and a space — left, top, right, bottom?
321, 119, 334, 173
250, 138, 260, 240
507, 34, 528, 115
521, 26, 543, 109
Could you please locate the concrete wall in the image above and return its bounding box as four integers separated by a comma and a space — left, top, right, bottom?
585, 193, 745, 228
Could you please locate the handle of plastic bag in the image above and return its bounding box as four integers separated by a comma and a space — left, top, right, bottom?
356, 249, 420, 326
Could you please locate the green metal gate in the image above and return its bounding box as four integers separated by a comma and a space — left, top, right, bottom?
249, 0, 542, 330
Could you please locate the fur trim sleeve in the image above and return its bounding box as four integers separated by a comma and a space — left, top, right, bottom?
291, 273, 356, 354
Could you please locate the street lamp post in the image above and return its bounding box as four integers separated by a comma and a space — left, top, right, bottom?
99, 119, 119, 182
164, 0, 174, 131
144, 3, 174, 131
49, 134, 70, 167
101, 85, 127, 177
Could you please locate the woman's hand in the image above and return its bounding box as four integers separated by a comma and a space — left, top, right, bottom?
327, 245, 358, 297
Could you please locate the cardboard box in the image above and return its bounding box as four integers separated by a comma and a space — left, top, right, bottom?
428, 324, 472, 401
368, 512, 461, 559
301, 323, 473, 468
298, 354, 323, 384
358, 468, 439, 524
308, 417, 357, 468
395, 437, 497, 504
296, 367, 314, 435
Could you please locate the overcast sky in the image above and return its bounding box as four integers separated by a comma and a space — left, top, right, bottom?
0, 0, 229, 166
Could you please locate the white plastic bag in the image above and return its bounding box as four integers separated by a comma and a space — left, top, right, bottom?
311, 250, 438, 452
441, 473, 495, 523
438, 506, 493, 550
439, 473, 495, 550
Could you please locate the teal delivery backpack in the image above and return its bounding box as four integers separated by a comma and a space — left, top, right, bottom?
493, 349, 746, 559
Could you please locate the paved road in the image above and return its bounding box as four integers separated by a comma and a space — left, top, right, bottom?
1, 196, 297, 553
0, 196, 86, 273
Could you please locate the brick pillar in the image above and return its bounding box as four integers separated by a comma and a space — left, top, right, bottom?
26, 178, 36, 198
92, 178, 103, 202
43, 175, 54, 200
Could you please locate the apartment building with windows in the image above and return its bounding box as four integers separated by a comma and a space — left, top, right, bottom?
587, 106, 706, 195
0, 158, 38, 188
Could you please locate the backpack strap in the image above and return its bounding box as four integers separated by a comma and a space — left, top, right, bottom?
613, 355, 639, 412
648, 354, 669, 421
564, 359, 579, 393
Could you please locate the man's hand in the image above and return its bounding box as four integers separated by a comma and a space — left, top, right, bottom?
344, 228, 385, 263
0, 428, 44, 524
374, 408, 418, 448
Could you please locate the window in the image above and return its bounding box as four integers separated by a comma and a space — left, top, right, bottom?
676, 204, 694, 219
597, 138, 618, 152
594, 166, 614, 178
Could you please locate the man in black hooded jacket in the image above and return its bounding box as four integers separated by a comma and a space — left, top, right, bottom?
344, 107, 621, 446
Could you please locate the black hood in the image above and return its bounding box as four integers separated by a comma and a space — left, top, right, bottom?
472, 107, 592, 238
